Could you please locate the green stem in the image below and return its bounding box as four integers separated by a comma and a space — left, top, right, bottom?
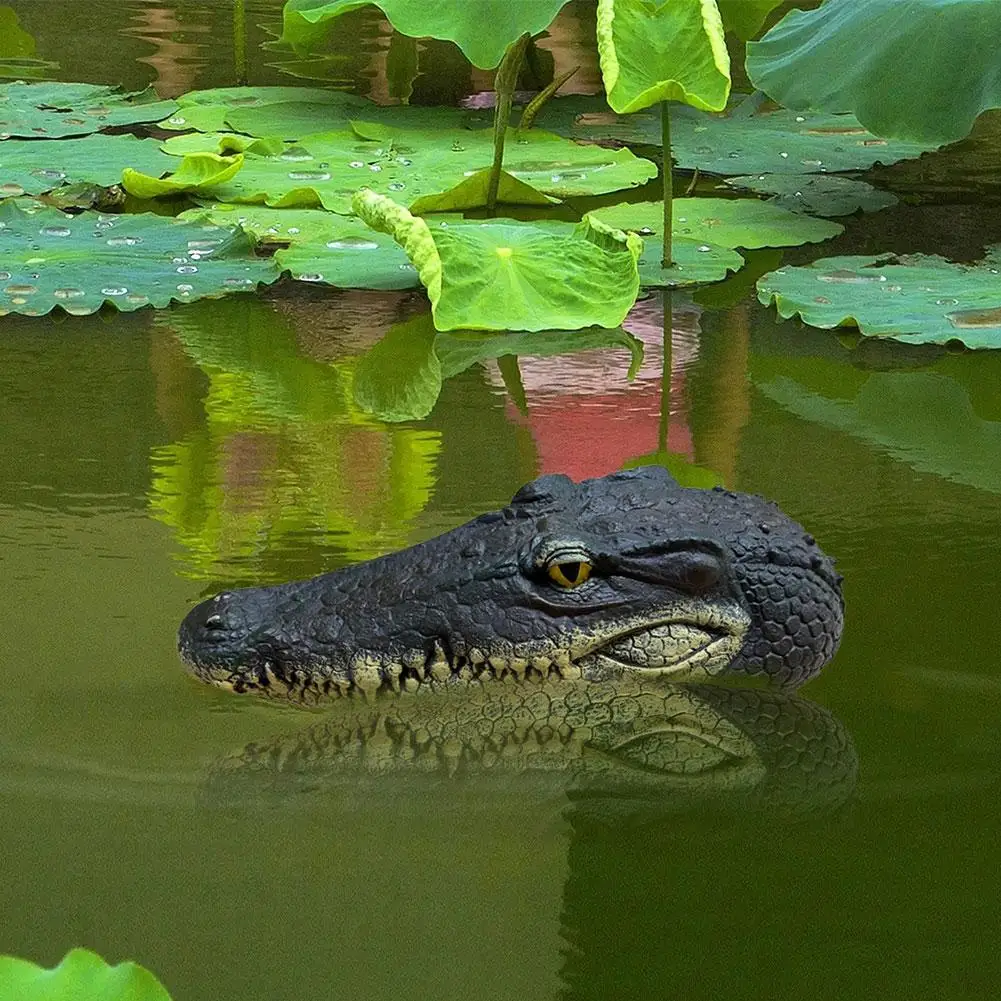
661, 100, 673, 268
487, 32, 530, 216
658, 288, 673, 453
233, 0, 247, 85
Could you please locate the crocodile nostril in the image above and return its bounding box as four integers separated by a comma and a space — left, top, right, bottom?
204, 614, 226, 630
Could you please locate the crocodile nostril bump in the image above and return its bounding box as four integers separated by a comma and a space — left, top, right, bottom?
204, 614, 226, 630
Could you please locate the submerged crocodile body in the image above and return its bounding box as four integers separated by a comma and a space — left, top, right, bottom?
178, 466, 844, 701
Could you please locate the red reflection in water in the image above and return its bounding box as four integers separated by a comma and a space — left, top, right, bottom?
499, 298, 701, 480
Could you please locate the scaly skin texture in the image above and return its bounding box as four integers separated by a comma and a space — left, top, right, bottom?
178, 466, 844, 701
206, 680, 858, 819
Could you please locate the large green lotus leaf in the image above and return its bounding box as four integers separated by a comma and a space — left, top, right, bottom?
0, 81, 177, 139
716, 0, 784, 41
747, 0, 1001, 144
723, 174, 898, 217
596, 0, 730, 114
122, 152, 245, 198
0, 948, 172, 1001
354, 189, 642, 331
179, 203, 419, 289
281, 0, 573, 69
161, 126, 656, 213
0, 200, 279, 317
533, 96, 938, 174
354, 311, 643, 420
589, 198, 842, 249
757, 248, 1001, 349
0, 134, 175, 196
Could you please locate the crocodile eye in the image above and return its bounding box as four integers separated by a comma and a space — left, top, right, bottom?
548, 561, 592, 588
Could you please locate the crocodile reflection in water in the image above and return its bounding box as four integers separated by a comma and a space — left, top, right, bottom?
206, 679, 857, 819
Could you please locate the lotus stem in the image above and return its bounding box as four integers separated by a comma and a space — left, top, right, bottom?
659, 288, 673, 452
661, 100, 672, 268
487, 32, 530, 216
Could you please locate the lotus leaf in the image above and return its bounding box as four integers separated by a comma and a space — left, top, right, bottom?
160, 126, 657, 213
589, 198, 842, 249
715, 0, 784, 41
353, 189, 642, 331
723, 174, 898, 217
747, 0, 1001, 144
0, 948, 172, 1001
596, 0, 730, 114
407, 168, 557, 213
633, 237, 742, 288
225, 100, 478, 138
0, 200, 279, 317
354, 311, 644, 421
757, 249, 1001, 349
0, 134, 175, 196
0, 81, 177, 138
180, 203, 419, 289
281, 0, 573, 69
122, 152, 245, 198
533, 96, 938, 174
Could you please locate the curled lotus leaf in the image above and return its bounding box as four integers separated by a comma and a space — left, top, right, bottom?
0, 80, 177, 138
353, 189, 642, 332
757, 248, 1001, 349
0, 200, 279, 317
596, 0, 730, 114
122, 153, 245, 198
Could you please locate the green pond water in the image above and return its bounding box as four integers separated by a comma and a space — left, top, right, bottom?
4, 2, 1001, 999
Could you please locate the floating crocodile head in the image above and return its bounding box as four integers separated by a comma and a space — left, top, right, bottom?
178, 466, 844, 700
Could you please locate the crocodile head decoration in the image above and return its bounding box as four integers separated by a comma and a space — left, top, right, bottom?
178, 467, 844, 701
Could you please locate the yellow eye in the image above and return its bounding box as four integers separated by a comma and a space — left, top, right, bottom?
547, 561, 593, 588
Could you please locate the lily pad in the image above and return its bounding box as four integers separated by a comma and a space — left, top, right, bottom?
533, 96, 938, 174
354, 189, 641, 331
723, 174, 898, 217
757, 248, 1001, 349
0, 948, 173, 1001
281, 0, 573, 69
0, 134, 175, 196
747, 0, 1001, 144
633, 237, 743, 288
0, 200, 279, 317
0, 81, 177, 138
180, 203, 419, 289
122, 152, 246, 198
596, 0, 730, 114
160, 126, 656, 213
589, 198, 843, 249
354, 311, 644, 420
226, 99, 477, 139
